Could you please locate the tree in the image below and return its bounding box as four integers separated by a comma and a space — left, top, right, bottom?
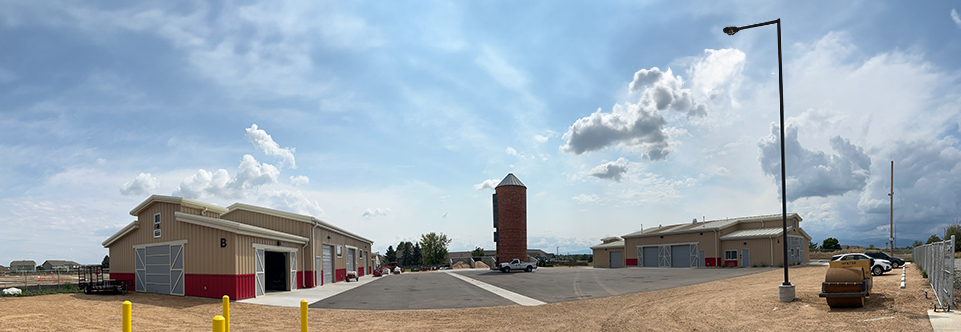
926, 234, 942, 244
385, 245, 397, 264
471, 247, 486, 257
412, 244, 423, 265
102, 255, 110, 269
945, 221, 961, 252
808, 241, 819, 251
868, 244, 876, 249
822, 238, 841, 250
419, 232, 453, 265
397, 241, 414, 266
911, 240, 923, 248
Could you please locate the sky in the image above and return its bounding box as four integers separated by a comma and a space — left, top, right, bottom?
2, 1, 961, 266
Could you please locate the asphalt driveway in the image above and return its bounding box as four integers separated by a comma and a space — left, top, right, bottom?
309, 267, 772, 310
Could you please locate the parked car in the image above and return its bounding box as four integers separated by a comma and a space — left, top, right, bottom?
831, 253, 891, 276
863, 251, 905, 268
499, 259, 537, 273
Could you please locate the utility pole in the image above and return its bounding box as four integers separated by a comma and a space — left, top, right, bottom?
888, 161, 894, 255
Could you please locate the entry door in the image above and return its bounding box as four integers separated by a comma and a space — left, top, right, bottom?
315, 256, 322, 287
255, 249, 265, 296
347, 248, 355, 273
610, 251, 622, 268
290, 251, 297, 290
698, 251, 705, 268
741, 249, 750, 267
322, 245, 333, 285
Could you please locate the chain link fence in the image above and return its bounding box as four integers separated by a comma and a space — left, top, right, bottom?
913, 235, 955, 311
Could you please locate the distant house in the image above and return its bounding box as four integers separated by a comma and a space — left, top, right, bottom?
10, 260, 37, 272
42, 260, 81, 271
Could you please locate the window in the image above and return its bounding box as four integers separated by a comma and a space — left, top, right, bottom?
724, 250, 737, 260
337, 245, 342, 258
153, 229, 161, 238
154, 213, 161, 229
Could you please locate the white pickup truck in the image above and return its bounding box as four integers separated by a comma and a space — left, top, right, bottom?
499, 259, 537, 273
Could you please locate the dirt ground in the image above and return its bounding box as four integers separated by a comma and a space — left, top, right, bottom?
0, 265, 938, 331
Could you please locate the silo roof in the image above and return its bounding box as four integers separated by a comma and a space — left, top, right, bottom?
496, 173, 526, 188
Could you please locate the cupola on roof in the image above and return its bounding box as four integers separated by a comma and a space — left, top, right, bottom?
496, 173, 526, 188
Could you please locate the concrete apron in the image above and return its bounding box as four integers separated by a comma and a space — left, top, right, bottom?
928, 310, 961, 332
238, 275, 384, 307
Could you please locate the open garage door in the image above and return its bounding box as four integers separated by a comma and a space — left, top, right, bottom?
322, 245, 333, 285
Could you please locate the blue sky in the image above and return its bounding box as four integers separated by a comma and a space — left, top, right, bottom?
2, 1, 961, 265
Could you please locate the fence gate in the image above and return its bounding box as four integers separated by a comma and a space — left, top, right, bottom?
913, 235, 955, 311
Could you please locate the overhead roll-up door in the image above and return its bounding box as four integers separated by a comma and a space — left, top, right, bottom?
671, 245, 690, 268
610, 251, 622, 268
642, 247, 659, 267
137, 244, 184, 295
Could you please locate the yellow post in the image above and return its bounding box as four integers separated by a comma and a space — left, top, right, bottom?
222, 295, 230, 332
122, 301, 132, 332
212, 315, 225, 332
300, 299, 308, 332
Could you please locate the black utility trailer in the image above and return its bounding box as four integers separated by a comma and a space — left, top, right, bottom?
78, 265, 127, 294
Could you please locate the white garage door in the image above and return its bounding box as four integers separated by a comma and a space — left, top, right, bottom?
323, 245, 333, 285
347, 248, 355, 274
610, 251, 622, 268
135, 244, 184, 295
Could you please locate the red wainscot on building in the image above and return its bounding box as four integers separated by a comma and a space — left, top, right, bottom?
592, 213, 811, 268
103, 195, 373, 300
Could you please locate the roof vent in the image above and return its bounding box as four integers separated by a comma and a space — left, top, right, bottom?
692, 218, 697, 224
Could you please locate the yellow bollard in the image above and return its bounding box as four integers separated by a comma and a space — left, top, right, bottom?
122, 301, 132, 332
222, 295, 230, 332
300, 299, 308, 332
212, 315, 225, 332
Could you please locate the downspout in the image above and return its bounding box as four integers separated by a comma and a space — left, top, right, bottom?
714, 228, 718, 267
770, 236, 774, 266
302, 220, 319, 288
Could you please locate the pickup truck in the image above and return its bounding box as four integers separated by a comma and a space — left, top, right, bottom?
499, 259, 537, 273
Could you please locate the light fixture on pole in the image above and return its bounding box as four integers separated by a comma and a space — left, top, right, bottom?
723, 18, 794, 302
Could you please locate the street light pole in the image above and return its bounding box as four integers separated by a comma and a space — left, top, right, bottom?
724, 18, 795, 302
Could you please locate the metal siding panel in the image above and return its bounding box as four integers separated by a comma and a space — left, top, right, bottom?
145, 265, 169, 274
146, 246, 168, 256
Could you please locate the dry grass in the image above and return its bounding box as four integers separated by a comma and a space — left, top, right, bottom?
0, 265, 936, 331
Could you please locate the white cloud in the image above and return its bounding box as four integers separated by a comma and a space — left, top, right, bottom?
476, 45, 528, 92
96, 158, 106, 165
442, 211, 449, 218
245, 124, 296, 168
361, 208, 391, 217
173, 154, 279, 199
572, 194, 600, 203
952, 9, 961, 28
561, 52, 741, 160
119, 173, 160, 196
506, 147, 519, 157
258, 190, 326, 218
588, 157, 630, 182
534, 130, 557, 143
474, 179, 499, 191
289, 175, 309, 186
758, 123, 870, 201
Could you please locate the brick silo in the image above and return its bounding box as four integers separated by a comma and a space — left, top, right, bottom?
493, 173, 527, 264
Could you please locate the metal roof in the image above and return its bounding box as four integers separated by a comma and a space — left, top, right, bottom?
718, 227, 784, 240
496, 173, 526, 188
622, 213, 801, 238
590, 240, 625, 250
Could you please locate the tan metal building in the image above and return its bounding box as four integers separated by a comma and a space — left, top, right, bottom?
103, 195, 373, 300
592, 213, 810, 268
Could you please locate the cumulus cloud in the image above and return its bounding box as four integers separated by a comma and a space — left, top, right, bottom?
173, 154, 279, 199
561, 52, 744, 160
506, 147, 520, 157
533, 130, 556, 143
259, 190, 326, 218
952, 9, 961, 28
588, 158, 630, 182
245, 124, 296, 168
362, 208, 391, 217
560, 104, 670, 159
289, 175, 309, 186
474, 179, 499, 191
758, 124, 870, 201
119, 173, 160, 196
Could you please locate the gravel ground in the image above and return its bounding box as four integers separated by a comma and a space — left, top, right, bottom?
0, 265, 936, 331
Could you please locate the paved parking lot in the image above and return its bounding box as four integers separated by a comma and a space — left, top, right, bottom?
309, 267, 771, 310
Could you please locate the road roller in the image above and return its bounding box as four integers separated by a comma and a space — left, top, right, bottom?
818, 259, 873, 307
